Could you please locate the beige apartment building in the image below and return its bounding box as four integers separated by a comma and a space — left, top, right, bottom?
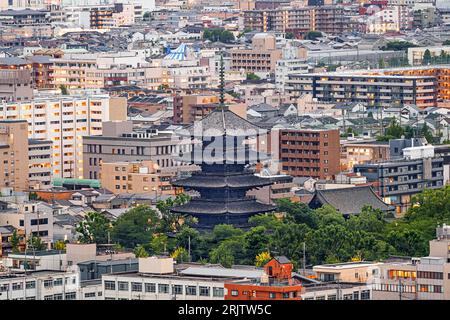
230, 33, 282, 73
340, 140, 391, 171
0, 69, 33, 102
0, 95, 126, 179
28, 139, 52, 190
0, 120, 29, 191
313, 261, 383, 283
100, 160, 175, 196
372, 224, 450, 300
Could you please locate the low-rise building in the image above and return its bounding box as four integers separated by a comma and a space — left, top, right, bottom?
100, 160, 175, 195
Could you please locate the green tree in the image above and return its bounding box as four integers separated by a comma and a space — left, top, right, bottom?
156, 194, 191, 232
134, 244, 149, 258
381, 41, 418, 52
54, 240, 66, 251
211, 224, 243, 244
171, 247, 189, 263
285, 32, 295, 39
111, 205, 160, 248
246, 73, 260, 81
443, 40, 450, 46
150, 234, 169, 255
271, 223, 310, 268
27, 235, 46, 251
243, 226, 270, 263
422, 49, 432, 65
305, 31, 322, 40
59, 84, 69, 95
10, 229, 20, 253
76, 211, 111, 244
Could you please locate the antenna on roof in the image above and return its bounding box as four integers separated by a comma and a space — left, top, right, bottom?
218, 52, 227, 110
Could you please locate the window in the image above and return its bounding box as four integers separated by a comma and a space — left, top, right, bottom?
172, 285, 183, 295
0, 284, 9, 292
84, 292, 96, 298
282, 292, 290, 299
54, 278, 63, 286
26, 281, 35, 289
213, 287, 224, 297
53, 293, 63, 300
145, 283, 156, 293
343, 294, 353, 300
327, 294, 337, 300
104, 281, 116, 291
44, 295, 54, 300
158, 284, 169, 294
361, 290, 370, 300
131, 282, 142, 292
12, 283, 23, 291
118, 282, 129, 291
269, 292, 276, 299
44, 280, 53, 288
65, 292, 76, 300
199, 286, 210, 297
186, 286, 197, 296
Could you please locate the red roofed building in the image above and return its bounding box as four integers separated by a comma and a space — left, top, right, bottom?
224, 256, 303, 300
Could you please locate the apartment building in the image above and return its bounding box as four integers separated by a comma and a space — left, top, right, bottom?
340, 140, 390, 171
83, 121, 194, 181
354, 144, 444, 214
0, 94, 126, 179
271, 128, 340, 179
0, 9, 50, 27
230, 33, 282, 73
100, 160, 176, 196
28, 139, 52, 190
0, 270, 79, 300
173, 94, 219, 124
102, 257, 230, 300
313, 261, 383, 283
373, 224, 450, 300
0, 120, 29, 191
0, 56, 53, 90
0, 69, 33, 102
243, 6, 353, 35
286, 73, 438, 108
0, 201, 53, 244
382, 66, 450, 103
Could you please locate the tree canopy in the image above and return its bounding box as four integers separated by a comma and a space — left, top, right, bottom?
73, 186, 450, 269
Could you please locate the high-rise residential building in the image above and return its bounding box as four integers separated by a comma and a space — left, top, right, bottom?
271, 128, 340, 180
286, 73, 438, 108
0, 120, 29, 191
243, 6, 353, 35
0, 95, 127, 179
28, 139, 52, 190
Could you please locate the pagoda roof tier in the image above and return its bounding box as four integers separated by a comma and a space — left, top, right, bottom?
172, 173, 273, 189
176, 147, 270, 164
171, 198, 275, 215
178, 108, 267, 137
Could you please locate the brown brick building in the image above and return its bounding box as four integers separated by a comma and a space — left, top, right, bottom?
273, 128, 340, 179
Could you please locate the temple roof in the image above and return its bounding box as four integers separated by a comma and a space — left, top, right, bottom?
171, 198, 275, 215
176, 146, 270, 164
178, 108, 267, 137
309, 186, 394, 216
172, 172, 273, 189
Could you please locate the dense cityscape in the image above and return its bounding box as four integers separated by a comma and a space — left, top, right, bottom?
0, 0, 449, 303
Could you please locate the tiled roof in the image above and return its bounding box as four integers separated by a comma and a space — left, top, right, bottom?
310, 186, 393, 215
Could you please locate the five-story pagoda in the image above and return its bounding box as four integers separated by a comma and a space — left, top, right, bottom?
170, 107, 276, 229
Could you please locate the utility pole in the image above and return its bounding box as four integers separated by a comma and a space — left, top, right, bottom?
188, 235, 191, 262
302, 242, 306, 276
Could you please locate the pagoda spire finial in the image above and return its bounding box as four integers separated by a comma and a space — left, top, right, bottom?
218, 52, 227, 110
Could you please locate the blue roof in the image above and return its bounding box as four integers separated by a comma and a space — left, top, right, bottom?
164, 44, 188, 61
